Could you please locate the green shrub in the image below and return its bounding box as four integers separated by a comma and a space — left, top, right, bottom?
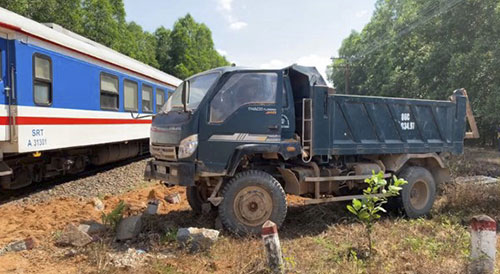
347, 171, 407, 256
101, 200, 127, 230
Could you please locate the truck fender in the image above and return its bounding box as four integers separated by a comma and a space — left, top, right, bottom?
381, 153, 450, 185
226, 144, 280, 176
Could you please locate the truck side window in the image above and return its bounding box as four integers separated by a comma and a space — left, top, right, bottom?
282, 81, 288, 108
210, 72, 277, 123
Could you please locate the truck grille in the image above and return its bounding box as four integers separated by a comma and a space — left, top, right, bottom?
151, 144, 177, 161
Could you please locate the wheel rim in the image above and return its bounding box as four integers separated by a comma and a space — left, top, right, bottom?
409, 180, 430, 210
233, 186, 273, 227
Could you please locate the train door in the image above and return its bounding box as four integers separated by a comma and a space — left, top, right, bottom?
0, 32, 16, 143
0, 34, 6, 101
0, 33, 9, 142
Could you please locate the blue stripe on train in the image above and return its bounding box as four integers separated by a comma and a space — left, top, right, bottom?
3, 38, 173, 113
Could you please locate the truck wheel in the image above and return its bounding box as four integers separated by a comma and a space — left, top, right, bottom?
218, 170, 287, 235
186, 185, 211, 213
398, 166, 436, 218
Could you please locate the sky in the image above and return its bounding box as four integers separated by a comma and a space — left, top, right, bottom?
123, 0, 377, 82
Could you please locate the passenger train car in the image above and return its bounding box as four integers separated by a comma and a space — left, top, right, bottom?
0, 8, 181, 189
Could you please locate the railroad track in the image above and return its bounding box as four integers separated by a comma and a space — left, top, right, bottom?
0, 155, 150, 205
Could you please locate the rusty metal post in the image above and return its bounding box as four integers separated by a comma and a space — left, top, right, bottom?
261, 220, 284, 274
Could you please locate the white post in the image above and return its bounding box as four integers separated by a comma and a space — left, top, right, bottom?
469, 215, 496, 274
145, 199, 159, 215
261, 220, 284, 274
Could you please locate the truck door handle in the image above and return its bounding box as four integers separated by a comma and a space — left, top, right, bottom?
268, 125, 279, 130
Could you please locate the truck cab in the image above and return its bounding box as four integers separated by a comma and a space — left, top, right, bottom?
145, 65, 475, 235
147, 66, 304, 182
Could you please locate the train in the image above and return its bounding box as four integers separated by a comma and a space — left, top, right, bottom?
0, 8, 181, 189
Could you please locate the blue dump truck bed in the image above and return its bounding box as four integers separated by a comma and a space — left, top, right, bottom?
308, 88, 473, 156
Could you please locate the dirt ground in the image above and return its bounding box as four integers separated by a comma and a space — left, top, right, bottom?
0, 147, 499, 273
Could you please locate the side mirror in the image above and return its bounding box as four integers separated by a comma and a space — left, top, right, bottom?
181, 81, 190, 112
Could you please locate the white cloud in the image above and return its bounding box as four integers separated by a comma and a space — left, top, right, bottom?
229, 21, 248, 30
216, 0, 247, 30
217, 0, 233, 11
356, 10, 369, 18
260, 59, 287, 69
217, 49, 228, 56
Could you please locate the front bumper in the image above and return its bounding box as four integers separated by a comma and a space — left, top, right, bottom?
144, 160, 195, 186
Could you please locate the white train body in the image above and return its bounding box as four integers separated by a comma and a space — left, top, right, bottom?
0, 8, 181, 189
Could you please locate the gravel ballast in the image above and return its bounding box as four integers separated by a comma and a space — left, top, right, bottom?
1, 159, 153, 206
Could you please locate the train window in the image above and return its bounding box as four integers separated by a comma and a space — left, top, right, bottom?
156, 88, 165, 112
124, 80, 138, 111
142, 84, 153, 113
100, 73, 119, 110
33, 54, 52, 106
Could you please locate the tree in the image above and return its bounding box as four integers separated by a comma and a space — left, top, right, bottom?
121, 22, 159, 68
330, 0, 500, 144
0, 0, 30, 17
81, 0, 120, 49
165, 14, 230, 79
0, 0, 84, 34
0, 2, 230, 79
155, 26, 172, 73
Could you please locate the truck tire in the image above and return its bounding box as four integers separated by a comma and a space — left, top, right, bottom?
218, 170, 287, 235
398, 166, 436, 218
186, 185, 210, 213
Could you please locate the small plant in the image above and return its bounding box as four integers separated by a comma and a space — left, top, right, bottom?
101, 200, 127, 230
161, 228, 178, 243
151, 261, 178, 274
52, 230, 62, 241
282, 247, 297, 269
347, 171, 407, 256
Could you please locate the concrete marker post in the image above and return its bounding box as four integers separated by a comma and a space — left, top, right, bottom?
469, 215, 496, 274
145, 199, 159, 215
261, 220, 284, 274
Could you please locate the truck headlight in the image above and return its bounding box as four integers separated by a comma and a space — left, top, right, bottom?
178, 134, 198, 159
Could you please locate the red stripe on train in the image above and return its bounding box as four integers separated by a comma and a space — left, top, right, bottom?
0, 116, 152, 125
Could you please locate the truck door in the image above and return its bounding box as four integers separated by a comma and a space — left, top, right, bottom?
281, 74, 295, 139
197, 70, 283, 173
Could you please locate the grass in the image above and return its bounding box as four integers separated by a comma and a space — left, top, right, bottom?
74, 150, 500, 273
88, 179, 499, 274
146, 178, 497, 274
150, 260, 180, 274
85, 240, 113, 273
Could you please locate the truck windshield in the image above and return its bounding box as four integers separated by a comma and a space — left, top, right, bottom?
163, 72, 219, 112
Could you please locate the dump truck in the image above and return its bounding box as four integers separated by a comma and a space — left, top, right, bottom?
145, 65, 478, 235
